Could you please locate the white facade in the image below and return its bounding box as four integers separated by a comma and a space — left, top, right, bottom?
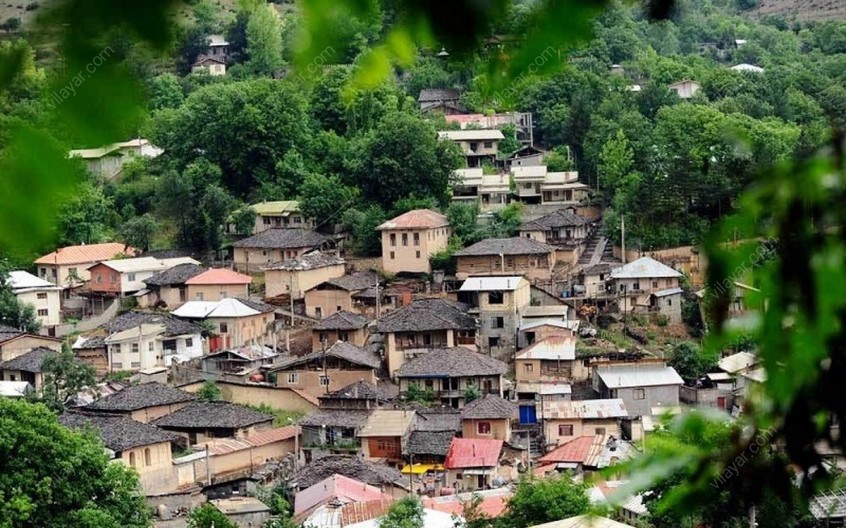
105, 323, 203, 371
9, 271, 62, 326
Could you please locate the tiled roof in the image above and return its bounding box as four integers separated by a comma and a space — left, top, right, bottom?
320, 380, 388, 401
59, 411, 180, 452
358, 410, 415, 437
414, 408, 461, 432
454, 237, 555, 257
323, 271, 379, 292
0, 325, 24, 343
143, 263, 205, 286
373, 298, 474, 333
0, 347, 57, 373
419, 88, 460, 102
273, 341, 381, 371
515, 336, 577, 361
35, 242, 137, 265
521, 209, 588, 231
152, 401, 274, 430
201, 426, 300, 455
293, 454, 403, 490
312, 310, 370, 331
538, 435, 604, 465
105, 310, 204, 337
85, 382, 196, 411
460, 394, 517, 420
298, 409, 372, 429
263, 251, 345, 271
396, 348, 507, 378
407, 431, 455, 456
582, 263, 613, 276
444, 438, 503, 469
185, 268, 252, 285
232, 228, 328, 250
377, 209, 449, 230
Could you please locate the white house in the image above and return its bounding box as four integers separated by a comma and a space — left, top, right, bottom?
102, 311, 204, 371
668, 80, 701, 99
7, 271, 62, 326
88, 257, 200, 296
69, 139, 163, 180
609, 257, 684, 322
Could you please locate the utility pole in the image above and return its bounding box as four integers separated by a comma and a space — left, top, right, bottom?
375, 276, 381, 318
621, 215, 626, 265
322, 338, 329, 394
286, 275, 293, 353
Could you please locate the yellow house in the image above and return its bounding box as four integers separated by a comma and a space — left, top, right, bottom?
541, 399, 628, 447
83, 381, 198, 423
232, 228, 329, 273
377, 209, 451, 274
0, 346, 57, 392
312, 310, 370, 350
460, 394, 517, 441
454, 237, 556, 281
304, 270, 381, 319
171, 298, 276, 353
264, 252, 346, 300
184, 268, 252, 301
271, 341, 381, 399
8, 271, 63, 327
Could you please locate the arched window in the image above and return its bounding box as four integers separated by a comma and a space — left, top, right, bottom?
129, 452, 136, 467
144, 448, 152, 466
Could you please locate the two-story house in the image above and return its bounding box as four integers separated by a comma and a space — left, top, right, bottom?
35, 242, 137, 285
372, 298, 477, 374
102, 311, 205, 371
88, 256, 200, 296
460, 394, 517, 441
84, 381, 197, 422
519, 208, 592, 265
377, 209, 451, 275
541, 399, 628, 448
454, 238, 556, 280
245, 200, 313, 234
457, 276, 530, 356
232, 228, 329, 273
444, 437, 503, 491
8, 271, 62, 326
593, 362, 683, 417
184, 268, 252, 301
304, 271, 381, 319
0, 346, 58, 392
152, 401, 274, 445
263, 251, 346, 300
0, 326, 61, 361
271, 341, 382, 398
609, 257, 684, 322
438, 130, 504, 167
171, 298, 276, 353
357, 409, 416, 462
514, 335, 586, 383
312, 310, 370, 349
299, 380, 388, 454
142, 263, 205, 309
69, 139, 162, 180
510, 166, 589, 206
395, 347, 507, 408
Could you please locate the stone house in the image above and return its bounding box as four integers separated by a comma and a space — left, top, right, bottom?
271, 341, 382, 398
461, 394, 517, 442
83, 381, 197, 423
34, 242, 138, 286
519, 208, 592, 265
8, 271, 62, 327
357, 409, 416, 462
304, 271, 381, 319
405, 408, 462, 466
541, 399, 628, 448
454, 238, 556, 281
312, 310, 370, 349
71, 335, 108, 375
372, 298, 477, 375
0, 346, 57, 392
184, 268, 252, 302
88, 256, 200, 296
593, 363, 683, 417
438, 130, 504, 167
263, 251, 346, 300
232, 228, 329, 273
377, 209, 451, 275
299, 381, 389, 453
457, 275, 530, 356
395, 347, 507, 408
152, 401, 274, 445
142, 263, 205, 309
171, 298, 276, 353
580, 263, 613, 298
443, 438, 503, 491
101, 311, 205, 370
608, 257, 683, 322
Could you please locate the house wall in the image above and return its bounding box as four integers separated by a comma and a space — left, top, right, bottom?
476, 281, 530, 354
679, 385, 734, 409
384, 330, 460, 375
0, 335, 61, 362
312, 328, 367, 350
612, 245, 706, 287
612, 277, 680, 312
462, 418, 511, 441
178, 381, 318, 415
398, 375, 502, 407
605, 385, 680, 418
543, 418, 621, 446
265, 265, 346, 299
515, 359, 586, 383
519, 324, 576, 350
304, 289, 354, 319
109, 333, 203, 371
361, 436, 402, 460
583, 272, 608, 297
209, 437, 297, 476
234, 246, 314, 274
652, 293, 682, 323
254, 214, 312, 234
381, 226, 451, 275
0, 369, 44, 391
38, 263, 95, 285
88, 264, 122, 294
120, 270, 161, 294
187, 284, 250, 302
456, 253, 555, 281
15, 288, 61, 326
275, 368, 378, 399
453, 139, 500, 157
76, 347, 109, 376
129, 402, 193, 423
155, 285, 188, 309
121, 441, 177, 494
208, 313, 272, 352
445, 468, 496, 492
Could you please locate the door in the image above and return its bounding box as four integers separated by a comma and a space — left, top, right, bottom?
519, 405, 537, 425
717, 396, 726, 410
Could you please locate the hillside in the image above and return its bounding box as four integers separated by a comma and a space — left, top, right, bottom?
749, 0, 846, 21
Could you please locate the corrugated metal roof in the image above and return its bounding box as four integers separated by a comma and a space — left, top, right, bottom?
172, 298, 261, 319
357, 410, 415, 438
95, 256, 199, 273
516, 381, 572, 395
295, 474, 390, 516
538, 435, 601, 464
0, 381, 31, 397
511, 165, 547, 179
8, 271, 58, 290
596, 365, 683, 389
185, 268, 252, 285
652, 287, 683, 298
519, 318, 579, 332
35, 242, 137, 265
541, 399, 628, 420
515, 336, 576, 361
444, 438, 503, 469
376, 209, 449, 230
459, 276, 525, 292
250, 200, 301, 216
529, 514, 637, 528
438, 130, 504, 141
609, 257, 682, 280
718, 351, 758, 374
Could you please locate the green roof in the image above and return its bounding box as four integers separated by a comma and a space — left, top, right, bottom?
250, 201, 301, 216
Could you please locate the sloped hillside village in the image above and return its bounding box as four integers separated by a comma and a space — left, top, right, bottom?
0, 92, 771, 527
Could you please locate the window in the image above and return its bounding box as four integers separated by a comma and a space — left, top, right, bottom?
470, 141, 479, 151
144, 448, 152, 466
487, 291, 504, 304
402, 233, 408, 246
483, 379, 493, 391
148, 342, 154, 352
96, 274, 102, 283
506, 258, 514, 268
595, 427, 606, 435
413, 233, 420, 246
633, 388, 645, 400
424, 379, 434, 389
186, 338, 193, 347
129, 452, 136, 467
336, 306, 342, 312
483, 141, 493, 148
559, 424, 574, 436
478, 422, 492, 435
112, 362, 123, 369
652, 281, 658, 289
131, 361, 141, 368
320, 375, 330, 386
667, 298, 672, 306
127, 273, 136, 281
131, 343, 139, 353
491, 316, 504, 329
319, 332, 327, 343
339, 332, 349, 341
315, 307, 323, 318
287, 373, 299, 384
632, 282, 640, 290
666, 278, 673, 287
524, 363, 534, 373
196, 292, 204, 301
37, 309, 48, 316
488, 337, 500, 347
415, 251, 421, 259
219, 322, 229, 334
389, 251, 395, 260
112, 343, 122, 353
390, 233, 396, 246
36, 293, 47, 300
294, 216, 302, 224
220, 291, 228, 298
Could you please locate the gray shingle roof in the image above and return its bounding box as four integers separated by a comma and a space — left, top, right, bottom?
237, 298, 277, 314
406, 431, 455, 457
415, 408, 461, 432
152, 401, 273, 430
521, 209, 588, 231
419, 88, 460, 103
298, 409, 372, 428
0, 325, 24, 343
322, 271, 379, 292
263, 251, 345, 271
373, 298, 475, 333
105, 311, 204, 337
320, 380, 388, 401
293, 454, 403, 490
312, 311, 370, 331
144, 263, 205, 287
232, 228, 328, 250
272, 341, 381, 371
396, 348, 507, 378
454, 237, 555, 256
60, 411, 180, 452
460, 394, 517, 420
85, 382, 196, 411
0, 347, 57, 373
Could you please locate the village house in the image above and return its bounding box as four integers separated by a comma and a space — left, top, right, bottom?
419, 88, 463, 114
152, 401, 274, 445
406, 408, 462, 466
457, 275, 530, 356
519, 208, 592, 265
35, 242, 137, 285
517, 317, 579, 349
0, 346, 57, 392
455, 237, 556, 281
236, 200, 314, 235
609, 256, 684, 322
515, 335, 588, 384
71, 335, 108, 375
88, 256, 200, 296
372, 298, 477, 375
451, 168, 512, 210
191, 56, 226, 75
69, 138, 163, 180
102, 311, 205, 370
294, 474, 393, 525
8, 270, 62, 326
541, 399, 628, 447
461, 394, 517, 442
511, 166, 588, 206
271, 340, 382, 398
141, 263, 205, 308
312, 310, 370, 349
377, 209, 451, 275
438, 129, 505, 167
580, 263, 613, 298
172, 298, 276, 353
395, 347, 508, 408
668, 79, 701, 99
232, 228, 329, 273
594, 362, 683, 417
443, 437, 504, 491
291, 454, 406, 497
445, 112, 533, 146
299, 381, 389, 453
263, 251, 346, 300
184, 268, 252, 301
535, 434, 639, 476
201, 343, 278, 377
59, 411, 180, 494
0, 325, 61, 361
304, 270, 381, 319
716, 350, 759, 396
357, 409, 416, 463
84, 381, 196, 422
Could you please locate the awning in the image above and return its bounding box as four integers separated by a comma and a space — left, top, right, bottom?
401, 463, 444, 474
461, 468, 494, 475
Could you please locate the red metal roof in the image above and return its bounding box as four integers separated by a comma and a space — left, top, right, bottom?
294, 474, 391, 516
444, 438, 503, 469
422, 491, 510, 517
246, 425, 300, 447
185, 268, 252, 285
376, 209, 449, 230
35, 242, 137, 265
538, 435, 603, 465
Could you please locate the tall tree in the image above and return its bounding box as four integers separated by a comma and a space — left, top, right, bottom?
379, 497, 424, 528
597, 128, 634, 195
55, 181, 115, 246
499, 476, 590, 528
298, 173, 360, 229
187, 503, 236, 528
39, 344, 96, 412
119, 213, 158, 251
245, 2, 284, 76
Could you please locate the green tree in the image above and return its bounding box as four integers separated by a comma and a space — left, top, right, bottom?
298, 173, 359, 229
39, 345, 96, 411
187, 503, 236, 528
379, 497, 424, 528
499, 476, 590, 528
230, 205, 257, 236
597, 129, 634, 196
342, 205, 387, 256
0, 398, 151, 527
197, 380, 222, 402
452, 493, 493, 528
464, 384, 481, 403
446, 202, 481, 246
0, 266, 40, 333
245, 2, 284, 76
404, 382, 435, 405
668, 341, 715, 382
147, 73, 184, 111
1, 17, 21, 33
498, 124, 521, 157
56, 181, 115, 246
199, 184, 234, 251
119, 213, 158, 251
